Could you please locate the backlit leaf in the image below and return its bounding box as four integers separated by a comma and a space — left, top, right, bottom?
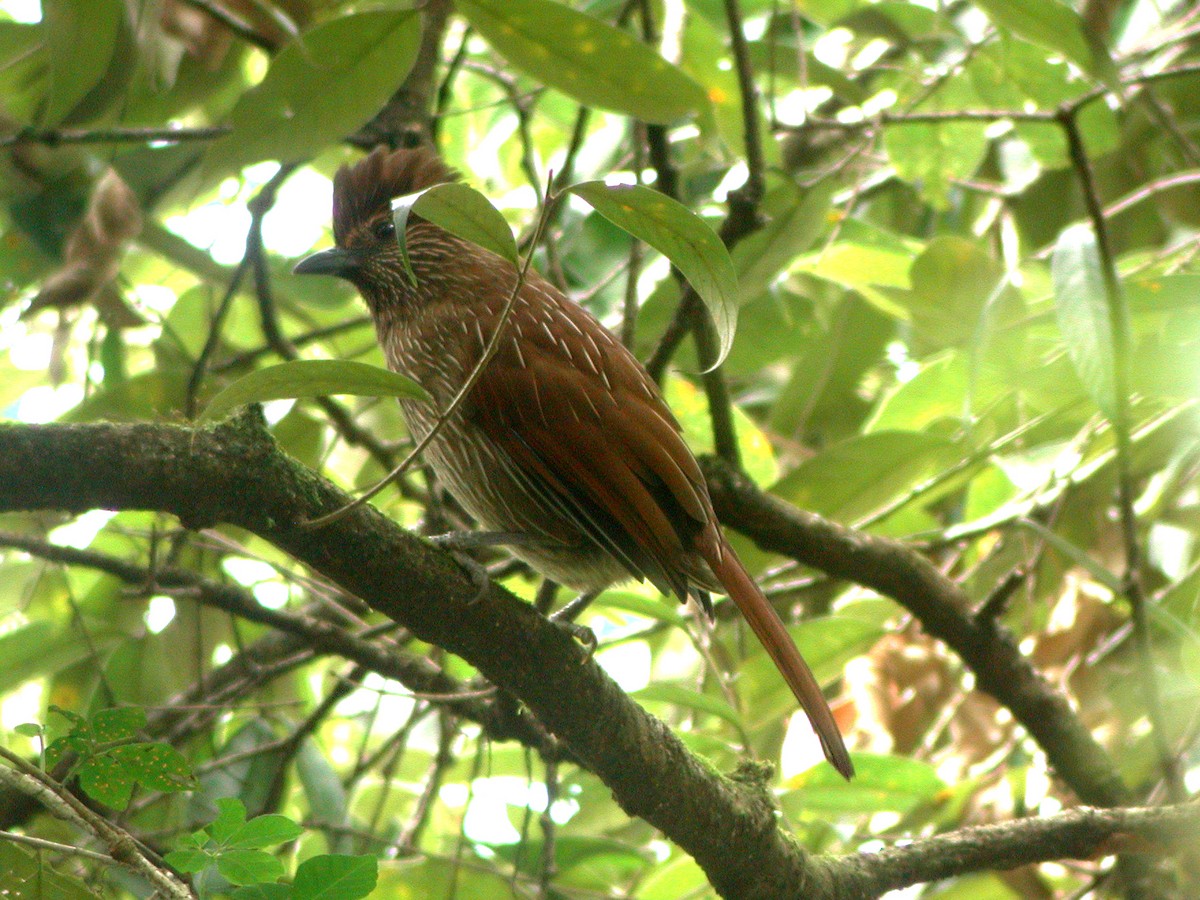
203, 11, 421, 175
1051, 223, 1117, 418
199, 360, 428, 423
393, 182, 518, 284
457, 0, 706, 124
568, 182, 738, 367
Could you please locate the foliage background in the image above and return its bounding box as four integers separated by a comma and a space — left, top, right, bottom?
0, 0, 1198, 897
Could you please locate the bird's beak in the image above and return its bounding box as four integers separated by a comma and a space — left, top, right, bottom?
293, 247, 358, 279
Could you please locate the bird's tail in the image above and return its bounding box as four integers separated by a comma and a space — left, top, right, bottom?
701, 535, 854, 780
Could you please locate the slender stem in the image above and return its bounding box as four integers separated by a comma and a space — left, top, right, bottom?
1058, 105, 1184, 800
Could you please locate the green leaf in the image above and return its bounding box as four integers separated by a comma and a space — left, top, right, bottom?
634, 684, 743, 731
13, 722, 42, 737
227, 814, 304, 850
90, 707, 146, 743
233, 885, 292, 900
782, 752, 946, 814
41, 0, 124, 125
292, 854, 378, 900
199, 359, 428, 423
165, 848, 211, 874
218, 848, 285, 886
78, 753, 135, 808
732, 180, 837, 303
973, 0, 1115, 85
457, 0, 707, 124
393, 182, 518, 285
202, 11, 421, 175
1051, 223, 1117, 419
209, 797, 249, 843
2, 842, 101, 900
108, 743, 197, 793
568, 181, 738, 367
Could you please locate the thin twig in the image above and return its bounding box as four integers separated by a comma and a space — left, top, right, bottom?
1058, 105, 1184, 801
0, 124, 231, 148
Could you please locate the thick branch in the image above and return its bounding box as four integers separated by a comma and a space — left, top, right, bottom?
702, 459, 1132, 810
0, 413, 821, 899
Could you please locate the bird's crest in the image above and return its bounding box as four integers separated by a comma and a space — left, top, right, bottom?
332, 146, 458, 244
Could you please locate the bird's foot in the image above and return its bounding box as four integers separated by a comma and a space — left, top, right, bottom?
440, 548, 492, 605
428, 530, 536, 552
550, 590, 601, 661
552, 618, 598, 660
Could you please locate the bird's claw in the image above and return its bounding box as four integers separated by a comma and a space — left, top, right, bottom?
433, 546, 491, 605
552, 619, 598, 661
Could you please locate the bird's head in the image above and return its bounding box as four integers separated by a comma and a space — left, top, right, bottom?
294, 146, 459, 313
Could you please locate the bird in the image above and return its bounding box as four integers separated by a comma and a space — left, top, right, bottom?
294, 146, 853, 779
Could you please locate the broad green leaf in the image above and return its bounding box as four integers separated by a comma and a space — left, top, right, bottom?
209, 797, 249, 843
227, 814, 304, 850
164, 848, 210, 873
202, 11, 420, 175
77, 755, 135, 809
782, 752, 946, 813
41, 0, 124, 125
796, 220, 922, 317
109, 743, 197, 793
634, 683, 744, 731
457, 0, 707, 124
772, 431, 957, 523
199, 360, 428, 423
393, 182, 518, 284
2, 842, 99, 900
1051, 223, 1117, 419
569, 181, 738, 367
233, 885, 291, 900
218, 848, 284, 886
974, 0, 1115, 85
90, 707, 146, 742
292, 854, 378, 900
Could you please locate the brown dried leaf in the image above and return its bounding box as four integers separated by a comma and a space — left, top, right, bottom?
27, 169, 143, 323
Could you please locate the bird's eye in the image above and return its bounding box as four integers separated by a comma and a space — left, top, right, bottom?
373, 219, 396, 242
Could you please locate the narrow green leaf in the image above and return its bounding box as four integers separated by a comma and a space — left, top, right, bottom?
1016, 518, 1123, 593
392, 182, 518, 285
199, 360, 428, 423
974, 0, 1115, 85
292, 854, 378, 900
1051, 223, 1117, 419
568, 181, 738, 367
732, 181, 837, 302
202, 11, 420, 175
634, 684, 743, 731
41, 0, 124, 125
457, 0, 706, 124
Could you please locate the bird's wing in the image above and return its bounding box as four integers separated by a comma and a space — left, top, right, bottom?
467, 285, 711, 601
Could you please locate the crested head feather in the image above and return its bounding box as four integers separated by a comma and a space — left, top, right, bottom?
332, 146, 458, 244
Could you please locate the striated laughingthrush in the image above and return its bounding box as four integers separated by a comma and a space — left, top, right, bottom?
295, 147, 853, 779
